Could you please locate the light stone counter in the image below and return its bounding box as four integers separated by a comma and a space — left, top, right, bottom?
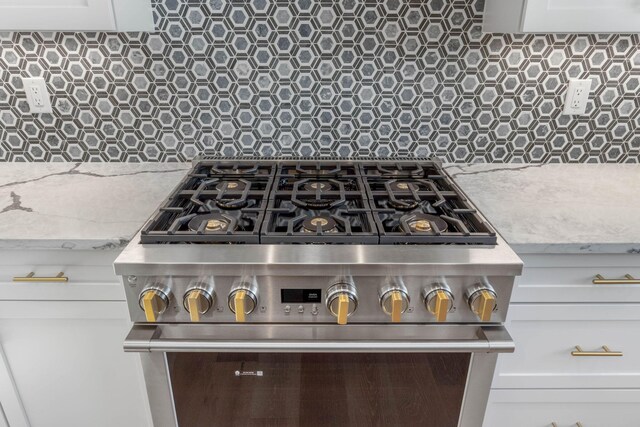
0, 163, 190, 250
445, 163, 640, 254
0, 162, 638, 254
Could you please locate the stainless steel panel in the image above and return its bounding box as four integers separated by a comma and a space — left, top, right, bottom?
124, 324, 514, 353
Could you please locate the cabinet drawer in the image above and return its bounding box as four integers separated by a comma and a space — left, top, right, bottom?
514, 255, 640, 303
0, 250, 124, 301
484, 389, 640, 427
495, 304, 640, 389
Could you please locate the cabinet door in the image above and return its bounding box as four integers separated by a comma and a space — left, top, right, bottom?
484, 389, 640, 427
0, 301, 150, 427
523, 0, 640, 33
0, 0, 116, 31
0, 344, 29, 427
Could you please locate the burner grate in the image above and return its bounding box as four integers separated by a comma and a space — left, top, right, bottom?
140, 158, 497, 245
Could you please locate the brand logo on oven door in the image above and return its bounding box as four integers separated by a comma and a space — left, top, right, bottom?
235, 370, 263, 377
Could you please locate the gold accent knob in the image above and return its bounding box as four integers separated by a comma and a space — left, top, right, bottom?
185, 290, 210, 323
337, 293, 349, 325
141, 290, 168, 322
475, 290, 496, 322
433, 290, 451, 322
235, 290, 247, 323
390, 291, 403, 323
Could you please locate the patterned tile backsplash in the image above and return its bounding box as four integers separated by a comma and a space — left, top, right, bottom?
0, 0, 639, 162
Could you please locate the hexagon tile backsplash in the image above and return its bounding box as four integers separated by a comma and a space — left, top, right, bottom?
0, 0, 639, 162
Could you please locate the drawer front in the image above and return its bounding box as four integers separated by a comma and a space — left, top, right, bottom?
484, 389, 640, 427
0, 250, 124, 301
495, 304, 640, 389
513, 265, 640, 303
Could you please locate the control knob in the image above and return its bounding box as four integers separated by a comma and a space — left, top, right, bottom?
423, 282, 454, 322
228, 279, 258, 323
326, 280, 358, 325
465, 282, 497, 322
183, 278, 215, 322
139, 283, 171, 322
379, 280, 410, 322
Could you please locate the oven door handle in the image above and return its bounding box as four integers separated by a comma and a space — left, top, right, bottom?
124, 324, 514, 354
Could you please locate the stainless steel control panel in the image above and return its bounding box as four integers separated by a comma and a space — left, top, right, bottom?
122, 274, 514, 324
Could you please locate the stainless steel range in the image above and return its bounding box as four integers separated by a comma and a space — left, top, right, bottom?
116, 157, 522, 427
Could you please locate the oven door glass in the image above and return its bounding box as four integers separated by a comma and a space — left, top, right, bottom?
167, 352, 470, 427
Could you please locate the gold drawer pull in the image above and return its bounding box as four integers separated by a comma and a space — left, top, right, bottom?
13, 272, 68, 283
571, 345, 622, 357
593, 274, 640, 285
553, 422, 584, 427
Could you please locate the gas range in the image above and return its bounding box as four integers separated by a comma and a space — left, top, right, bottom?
116, 157, 522, 427
116, 157, 520, 325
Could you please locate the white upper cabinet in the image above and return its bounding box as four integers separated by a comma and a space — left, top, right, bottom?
484, 0, 640, 33
0, 0, 153, 32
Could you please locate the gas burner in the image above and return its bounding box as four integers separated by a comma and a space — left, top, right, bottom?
215, 181, 246, 191
399, 213, 448, 234
301, 215, 338, 233
187, 213, 237, 233
210, 163, 258, 175
303, 181, 333, 192
292, 179, 346, 210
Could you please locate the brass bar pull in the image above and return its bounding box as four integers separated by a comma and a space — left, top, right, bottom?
571, 345, 623, 357
13, 272, 68, 283
576, 423, 584, 427
551, 423, 558, 427
593, 274, 640, 285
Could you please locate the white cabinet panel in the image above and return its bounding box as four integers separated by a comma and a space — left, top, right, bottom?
0, 0, 153, 31
484, 389, 640, 427
524, 0, 640, 33
513, 266, 640, 303
0, 344, 29, 427
0, 301, 150, 427
0, 250, 125, 301
483, 0, 640, 33
495, 304, 640, 389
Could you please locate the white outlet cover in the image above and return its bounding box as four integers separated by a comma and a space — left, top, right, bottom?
22, 77, 52, 114
563, 78, 592, 116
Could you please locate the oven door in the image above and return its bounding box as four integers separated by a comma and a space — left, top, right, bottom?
125, 324, 513, 427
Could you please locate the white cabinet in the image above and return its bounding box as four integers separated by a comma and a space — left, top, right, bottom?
484, 253, 640, 426
484, 0, 640, 33
0, 249, 150, 427
485, 389, 640, 427
0, 0, 153, 32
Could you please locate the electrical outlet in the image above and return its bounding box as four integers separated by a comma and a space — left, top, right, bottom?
22, 77, 52, 114
563, 78, 592, 115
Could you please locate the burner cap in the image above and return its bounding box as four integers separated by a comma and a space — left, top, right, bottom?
302, 215, 338, 233
215, 181, 246, 191
188, 214, 235, 233
401, 213, 448, 234
390, 181, 416, 192
303, 181, 333, 192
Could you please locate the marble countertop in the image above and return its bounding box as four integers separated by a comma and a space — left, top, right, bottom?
0, 162, 638, 254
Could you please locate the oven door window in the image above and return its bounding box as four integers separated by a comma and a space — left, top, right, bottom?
168, 352, 470, 427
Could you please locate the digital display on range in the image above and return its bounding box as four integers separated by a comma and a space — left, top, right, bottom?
281, 289, 322, 303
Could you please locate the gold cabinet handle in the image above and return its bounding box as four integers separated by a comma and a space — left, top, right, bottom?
13, 272, 68, 283
593, 274, 640, 285
571, 345, 623, 357
552, 422, 584, 427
